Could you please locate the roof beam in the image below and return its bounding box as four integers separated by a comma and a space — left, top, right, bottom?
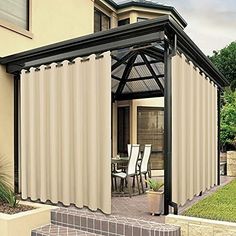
115, 90, 163, 100
112, 55, 163, 66
140, 52, 164, 93
112, 74, 164, 81
112, 51, 135, 71
115, 53, 137, 97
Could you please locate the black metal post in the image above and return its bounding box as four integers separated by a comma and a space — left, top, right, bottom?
164, 41, 172, 215
14, 74, 19, 193
217, 89, 221, 185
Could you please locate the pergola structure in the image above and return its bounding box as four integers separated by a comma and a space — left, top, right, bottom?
0, 15, 228, 215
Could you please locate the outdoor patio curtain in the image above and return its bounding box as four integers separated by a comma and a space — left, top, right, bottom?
172, 52, 218, 206
20, 52, 111, 214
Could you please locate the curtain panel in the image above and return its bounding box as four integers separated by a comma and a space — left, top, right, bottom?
172, 52, 218, 206
20, 52, 111, 214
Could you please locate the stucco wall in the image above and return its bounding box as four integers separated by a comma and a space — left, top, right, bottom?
0, 0, 94, 57
0, 66, 14, 184
166, 215, 236, 236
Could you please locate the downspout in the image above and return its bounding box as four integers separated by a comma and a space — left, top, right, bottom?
164, 34, 178, 215
14, 74, 20, 193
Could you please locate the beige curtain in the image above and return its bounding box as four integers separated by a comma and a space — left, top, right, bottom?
172, 52, 218, 206
20, 52, 111, 214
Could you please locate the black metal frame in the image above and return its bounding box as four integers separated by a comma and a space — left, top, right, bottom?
217, 89, 221, 185
14, 75, 19, 193
0, 15, 229, 214
163, 40, 172, 215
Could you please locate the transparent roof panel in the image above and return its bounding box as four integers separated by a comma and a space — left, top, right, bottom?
111, 46, 164, 98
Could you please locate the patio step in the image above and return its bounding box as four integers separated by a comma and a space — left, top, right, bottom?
49, 207, 180, 236
31, 223, 104, 236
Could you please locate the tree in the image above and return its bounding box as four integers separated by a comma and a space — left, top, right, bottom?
220, 89, 236, 151
210, 42, 236, 151
210, 41, 236, 90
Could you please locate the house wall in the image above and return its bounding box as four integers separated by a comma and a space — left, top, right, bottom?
117, 6, 184, 27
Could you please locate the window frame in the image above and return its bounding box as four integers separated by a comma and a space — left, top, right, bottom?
94, 7, 111, 33
0, 0, 32, 38
137, 17, 149, 22
118, 18, 130, 26
137, 106, 164, 170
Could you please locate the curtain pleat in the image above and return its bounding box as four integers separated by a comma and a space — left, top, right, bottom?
20, 52, 111, 214
172, 52, 218, 206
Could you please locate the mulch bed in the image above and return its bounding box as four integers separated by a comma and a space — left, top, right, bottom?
0, 202, 35, 214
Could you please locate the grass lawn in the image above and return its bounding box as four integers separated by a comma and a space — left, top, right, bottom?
183, 179, 236, 222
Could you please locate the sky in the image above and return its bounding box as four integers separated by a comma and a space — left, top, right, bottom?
115, 0, 236, 56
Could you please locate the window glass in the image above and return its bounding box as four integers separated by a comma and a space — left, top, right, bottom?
118, 18, 130, 26
94, 8, 110, 32
137, 17, 148, 22
137, 107, 164, 170
0, 0, 28, 29
117, 107, 130, 155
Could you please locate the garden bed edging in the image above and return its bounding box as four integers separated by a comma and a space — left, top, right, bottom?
0, 201, 57, 236
166, 214, 236, 236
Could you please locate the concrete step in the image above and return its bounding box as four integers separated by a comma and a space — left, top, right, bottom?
31, 223, 104, 236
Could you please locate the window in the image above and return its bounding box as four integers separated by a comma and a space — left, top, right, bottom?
137, 17, 148, 22
137, 107, 164, 170
117, 107, 130, 155
118, 18, 130, 26
0, 0, 28, 29
94, 8, 110, 33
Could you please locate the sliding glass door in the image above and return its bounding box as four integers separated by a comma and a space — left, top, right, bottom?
137, 107, 164, 170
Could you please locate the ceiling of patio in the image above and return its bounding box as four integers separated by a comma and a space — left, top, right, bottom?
111, 45, 165, 101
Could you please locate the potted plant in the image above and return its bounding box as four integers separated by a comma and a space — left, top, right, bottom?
146, 179, 164, 215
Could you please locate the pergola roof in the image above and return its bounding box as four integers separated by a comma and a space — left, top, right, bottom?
111, 46, 164, 100
0, 15, 229, 89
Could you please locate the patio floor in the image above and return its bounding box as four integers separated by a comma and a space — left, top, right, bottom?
112, 194, 166, 223
111, 176, 234, 224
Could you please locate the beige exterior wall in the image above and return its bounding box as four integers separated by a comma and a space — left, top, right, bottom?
0, 66, 14, 184
166, 215, 236, 236
117, 6, 184, 27
0, 0, 94, 57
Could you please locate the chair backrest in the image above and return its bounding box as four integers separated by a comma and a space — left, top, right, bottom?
127, 144, 140, 176
140, 144, 152, 173
127, 144, 131, 157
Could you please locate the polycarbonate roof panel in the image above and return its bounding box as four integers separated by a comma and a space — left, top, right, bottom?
123, 80, 150, 93
111, 47, 164, 97
112, 79, 120, 92
151, 62, 164, 75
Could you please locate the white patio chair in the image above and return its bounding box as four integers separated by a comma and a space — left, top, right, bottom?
138, 144, 152, 192
127, 143, 131, 157
112, 144, 141, 197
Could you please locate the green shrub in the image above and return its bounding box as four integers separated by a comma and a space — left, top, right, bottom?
146, 179, 164, 192
0, 157, 19, 208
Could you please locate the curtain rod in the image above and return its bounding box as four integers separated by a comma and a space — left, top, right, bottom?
23, 54, 104, 73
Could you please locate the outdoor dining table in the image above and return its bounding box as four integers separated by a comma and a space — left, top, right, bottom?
111, 157, 129, 164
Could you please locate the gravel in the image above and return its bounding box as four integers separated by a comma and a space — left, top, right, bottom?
0, 202, 35, 214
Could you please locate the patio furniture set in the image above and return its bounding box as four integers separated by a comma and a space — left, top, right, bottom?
111, 144, 152, 197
